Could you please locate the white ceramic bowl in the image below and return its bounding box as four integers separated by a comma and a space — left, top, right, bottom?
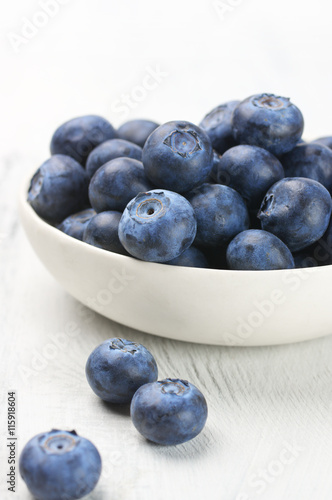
19, 176, 332, 346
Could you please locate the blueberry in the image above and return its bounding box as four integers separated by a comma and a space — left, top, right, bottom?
280, 142, 332, 193
258, 178, 332, 252
232, 94, 304, 156
19, 429, 101, 500
58, 208, 96, 240
142, 121, 213, 193
226, 229, 295, 270
319, 219, 332, 265
86, 338, 158, 403
83, 211, 129, 255
187, 183, 249, 247
207, 150, 223, 183
165, 246, 208, 268
292, 249, 318, 268
217, 145, 284, 209
199, 100, 239, 154
130, 378, 208, 445
89, 157, 153, 213
86, 139, 143, 179
308, 218, 332, 266
117, 119, 159, 147
312, 136, 332, 150
28, 155, 89, 224
118, 190, 197, 262
50, 115, 116, 166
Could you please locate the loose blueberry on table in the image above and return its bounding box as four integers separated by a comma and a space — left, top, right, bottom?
130, 378, 208, 445
86, 338, 158, 403
19, 429, 101, 500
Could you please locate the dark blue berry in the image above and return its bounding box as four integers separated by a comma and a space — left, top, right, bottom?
130, 378, 208, 445
86, 338, 158, 403
232, 94, 304, 156
50, 115, 116, 166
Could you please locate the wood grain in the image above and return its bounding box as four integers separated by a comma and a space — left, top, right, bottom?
1, 153, 332, 500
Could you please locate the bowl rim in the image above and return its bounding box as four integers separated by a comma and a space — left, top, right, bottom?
19, 171, 331, 276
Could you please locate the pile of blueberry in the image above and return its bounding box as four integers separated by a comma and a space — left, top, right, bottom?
28, 93, 332, 270
20, 338, 207, 499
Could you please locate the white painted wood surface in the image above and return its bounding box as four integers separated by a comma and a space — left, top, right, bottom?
2, 153, 332, 500
2, 1, 332, 498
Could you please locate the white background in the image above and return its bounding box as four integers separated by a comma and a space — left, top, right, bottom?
2, 0, 332, 160
1, 1, 332, 499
